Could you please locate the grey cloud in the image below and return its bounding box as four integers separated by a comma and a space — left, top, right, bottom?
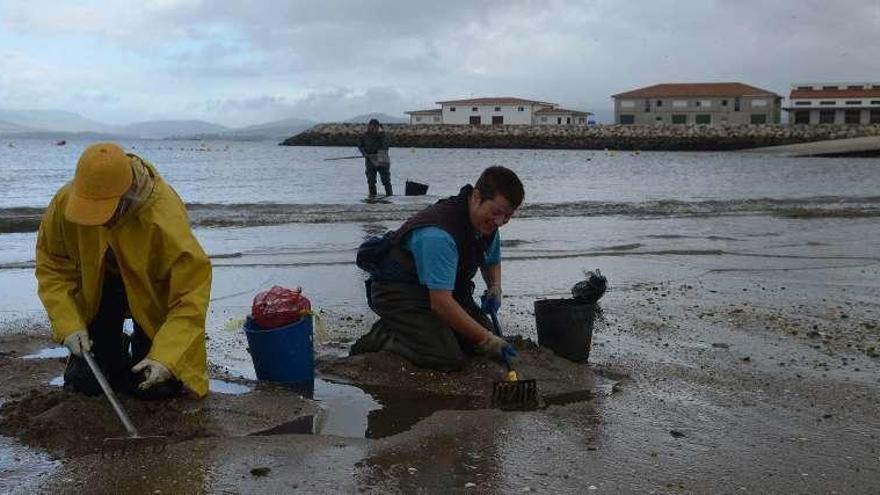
3, 0, 880, 124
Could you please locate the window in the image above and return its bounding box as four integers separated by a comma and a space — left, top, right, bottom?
492, 116, 503, 125
819, 110, 835, 124
794, 111, 810, 124
566, 117, 571, 124
796, 86, 812, 91
644, 100, 651, 112
655, 116, 663, 122
449, 107, 456, 112
517, 106, 525, 112
672, 100, 687, 108
415, 117, 422, 122
734, 97, 741, 111
751, 99, 767, 107
794, 101, 811, 106
845, 100, 862, 105
750, 114, 767, 124
872, 101, 880, 105
695, 114, 711, 124
656, 100, 663, 107
619, 114, 635, 124
822, 85, 839, 90
847, 85, 864, 90
871, 110, 880, 124
672, 114, 687, 124
578, 117, 585, 124
695, 101, 701, 107
721, 99, 728, 107
620, 100, 636, 108
820, 101, 836, 105
845, 109, 861, 124
469, 116, 481, 125
472, 107, 479, 112
494, 106, 501, 112
540, 116, 547, 122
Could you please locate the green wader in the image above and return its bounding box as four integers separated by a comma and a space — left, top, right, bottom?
350, 280, 492, 372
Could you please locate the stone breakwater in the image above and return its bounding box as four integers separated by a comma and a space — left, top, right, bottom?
281, 123, 880, 151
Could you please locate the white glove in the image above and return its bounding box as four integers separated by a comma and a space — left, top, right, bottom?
63, 329, 92, 357
132, 358, 173, 390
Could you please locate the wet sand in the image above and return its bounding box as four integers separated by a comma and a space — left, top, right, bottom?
2, 253, 878, 493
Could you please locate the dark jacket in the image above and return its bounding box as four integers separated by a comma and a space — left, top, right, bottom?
357, 132, 388, 155
388, 185, 495, 304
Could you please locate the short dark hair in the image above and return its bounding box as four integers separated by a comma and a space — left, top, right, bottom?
475, 166, 524, 209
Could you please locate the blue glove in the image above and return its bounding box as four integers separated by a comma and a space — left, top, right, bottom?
478, 334, 517, 362
500, 343, 518, 368
480, 285, 502, 315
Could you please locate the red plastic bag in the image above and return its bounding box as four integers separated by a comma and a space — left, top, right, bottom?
251, 285, 311, 330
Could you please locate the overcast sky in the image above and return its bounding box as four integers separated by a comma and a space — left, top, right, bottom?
1, 0, 878, 126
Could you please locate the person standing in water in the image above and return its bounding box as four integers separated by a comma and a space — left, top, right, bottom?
357, 119, 392, 198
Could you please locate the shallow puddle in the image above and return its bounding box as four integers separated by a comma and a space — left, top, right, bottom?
0, 436, 59, 493
208, 379, 251, 395
253, 378, 482, 439
21, 347, 68, 360
253, 378, 602, 439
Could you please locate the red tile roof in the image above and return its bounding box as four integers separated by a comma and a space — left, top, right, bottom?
790, 88, 880, 98
534, 107, 592, 115
436, 97, 556, 106
613, 83, 780, 98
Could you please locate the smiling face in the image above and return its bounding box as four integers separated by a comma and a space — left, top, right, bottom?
468, 188, 515, 236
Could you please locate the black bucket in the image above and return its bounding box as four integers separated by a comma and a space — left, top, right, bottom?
405, 180, 429, 196
534, 298, 595, 363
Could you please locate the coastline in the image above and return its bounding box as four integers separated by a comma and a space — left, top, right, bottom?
281, 122, 880, 151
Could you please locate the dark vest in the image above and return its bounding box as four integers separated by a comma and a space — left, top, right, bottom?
390, 185, 495, 302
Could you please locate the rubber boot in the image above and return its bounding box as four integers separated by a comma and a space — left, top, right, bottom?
368, 182, 377, 198
384, 182, 393, 196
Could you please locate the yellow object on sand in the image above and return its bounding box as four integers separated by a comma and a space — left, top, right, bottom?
506, 370, 519, 382
36, 158, 212, 397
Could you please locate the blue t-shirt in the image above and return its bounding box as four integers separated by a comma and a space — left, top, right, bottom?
405, 226, 501, 290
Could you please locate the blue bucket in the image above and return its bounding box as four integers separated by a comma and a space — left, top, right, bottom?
244, 315, 314, 385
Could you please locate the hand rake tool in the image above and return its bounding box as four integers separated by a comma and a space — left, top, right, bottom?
486, 311, 539, 410
82, 350, 168, 458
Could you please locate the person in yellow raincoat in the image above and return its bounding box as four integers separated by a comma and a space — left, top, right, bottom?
35, 142, 212, 399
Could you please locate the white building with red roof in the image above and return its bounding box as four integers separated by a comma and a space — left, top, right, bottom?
787, 83, 880, 125
405, 97, 591, 125
612, 83, 782, 126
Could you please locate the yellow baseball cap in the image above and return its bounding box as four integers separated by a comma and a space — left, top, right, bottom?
64, 143, 133, 226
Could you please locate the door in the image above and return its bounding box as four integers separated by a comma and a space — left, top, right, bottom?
469, 116, 481, 125
492, 116, 503, 125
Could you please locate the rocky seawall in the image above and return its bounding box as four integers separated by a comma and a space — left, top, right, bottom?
281, 123, 880, 151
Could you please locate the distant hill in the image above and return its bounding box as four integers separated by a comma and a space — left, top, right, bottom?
0, 107, 407, 139
117, 120, 230, 139
343, 113, 408, 124
0, 109, 114, 134
216, 117, 315, 140
0, 119, 35, 134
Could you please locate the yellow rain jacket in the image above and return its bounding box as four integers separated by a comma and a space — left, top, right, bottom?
36, 158, 212, 397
